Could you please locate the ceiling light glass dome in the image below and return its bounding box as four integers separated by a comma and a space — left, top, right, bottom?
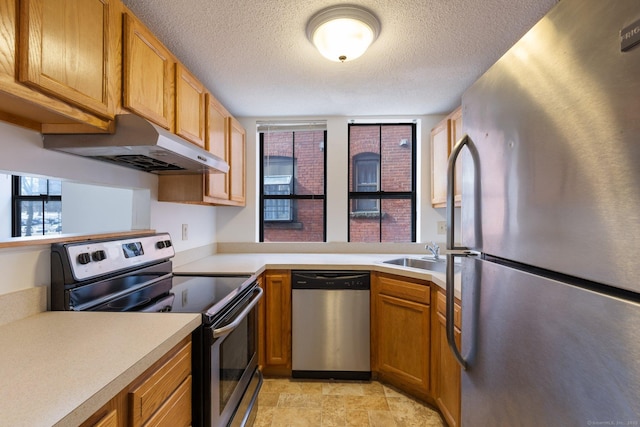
306, 5, 381, 62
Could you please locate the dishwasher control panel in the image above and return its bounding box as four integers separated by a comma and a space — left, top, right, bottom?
291, 271, 370, 290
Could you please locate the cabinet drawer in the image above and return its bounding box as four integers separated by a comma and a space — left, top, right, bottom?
436, 290, 461, 329
377, 274, 430, 305
129, 341, 192, 426
92, 410, 118, 427
143, 375, 192, 427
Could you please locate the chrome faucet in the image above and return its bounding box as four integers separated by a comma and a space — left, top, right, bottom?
426, 241, 441, 260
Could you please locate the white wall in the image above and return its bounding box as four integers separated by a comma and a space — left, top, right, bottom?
216, 115, 455, 244
61, 182, 134, 234
0, 121, 219, 296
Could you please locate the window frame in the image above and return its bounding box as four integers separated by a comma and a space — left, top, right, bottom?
353, 152, 380, 213
259, 128, 327, 242
11, 175, 62, 237
347, 123, 417, 242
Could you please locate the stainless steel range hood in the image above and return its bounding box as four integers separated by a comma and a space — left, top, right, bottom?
43, 114, 229, 175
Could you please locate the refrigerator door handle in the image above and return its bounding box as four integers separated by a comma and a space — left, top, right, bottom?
446, 134, 472, 370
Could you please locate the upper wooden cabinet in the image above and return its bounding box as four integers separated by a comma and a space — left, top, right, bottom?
0, 0, 113, 131
123, 12, 175, 131
205, 94, 230, 200
175, 63, 206, 147
228, 117, 246, 205
18, 0, 119, 120
431, 107, 463, 208
449, 107, 463, 205
158, 102, 246, 207
431, 119, 449, 207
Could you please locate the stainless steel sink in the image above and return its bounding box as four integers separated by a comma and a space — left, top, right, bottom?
382, 257, 458, 273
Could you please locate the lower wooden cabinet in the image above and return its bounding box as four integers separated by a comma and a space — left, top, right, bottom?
128, 338, 192, 426
432, 288, 462, 427
80, 336, 192, 427
92, 409, 118, 427
259, 270, 292, 376
255, 269, 462, 426
372, 272, 431, 401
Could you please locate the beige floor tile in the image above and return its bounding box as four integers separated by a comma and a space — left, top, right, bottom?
278, 392, 323, 408
345, 409, 370, 426
368, 410, 398, 427
322, 382, 365, 396
258, 391, 281, 407
253, 378, 442, 427
270, 407, 322, 426
343, 395, 389, 411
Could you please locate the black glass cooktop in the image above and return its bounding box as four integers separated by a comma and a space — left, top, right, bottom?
169, 274, 254, 319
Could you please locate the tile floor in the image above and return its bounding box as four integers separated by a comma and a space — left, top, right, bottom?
253, 377, 444, 427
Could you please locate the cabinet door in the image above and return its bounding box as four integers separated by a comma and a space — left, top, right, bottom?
376, 290, 430, 393
175, 63, 206, 147
205, 94, 230, 200
430, 119, 449, 208
434, 290, 461, 427
263, 270, 291, 372
436, 313, 461, 427
123, 13, 174, 130
228, 117, 246, 205
19, 0, 117, 119
449, 107, 463, 206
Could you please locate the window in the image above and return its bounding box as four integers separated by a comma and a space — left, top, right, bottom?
348, 123, 416, 242
353, 153, 380, 212
259, 122, 327, 242
12, 175, 62, 237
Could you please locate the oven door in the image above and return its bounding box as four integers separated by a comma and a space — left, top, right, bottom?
206, 285, 263, 427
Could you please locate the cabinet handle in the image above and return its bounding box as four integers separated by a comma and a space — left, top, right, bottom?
446, 134, 472, 370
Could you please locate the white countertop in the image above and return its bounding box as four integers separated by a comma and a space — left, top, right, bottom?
174, 252, 459, 296
0, 252, 457, 426
0, 311, 200, 427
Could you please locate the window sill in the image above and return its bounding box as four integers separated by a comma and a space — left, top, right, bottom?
0, 230, 156, 249
350, 211, 386, 219
264, 222, 303, 230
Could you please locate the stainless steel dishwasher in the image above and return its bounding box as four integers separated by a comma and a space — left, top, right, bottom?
291, 270, 371, 380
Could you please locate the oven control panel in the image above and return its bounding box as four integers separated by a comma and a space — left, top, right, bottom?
64, 233, 175, 281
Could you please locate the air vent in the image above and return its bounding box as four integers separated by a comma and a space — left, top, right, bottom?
95, 155, 185, 172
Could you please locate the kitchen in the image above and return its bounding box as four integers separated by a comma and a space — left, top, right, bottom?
1, 0, 639, 426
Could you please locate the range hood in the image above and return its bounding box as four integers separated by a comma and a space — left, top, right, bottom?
43, 114, 229, 175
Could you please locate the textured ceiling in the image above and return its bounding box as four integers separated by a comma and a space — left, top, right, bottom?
121, 0, 558, 118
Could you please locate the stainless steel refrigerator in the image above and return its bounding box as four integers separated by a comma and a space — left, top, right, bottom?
445, 0, 640, 424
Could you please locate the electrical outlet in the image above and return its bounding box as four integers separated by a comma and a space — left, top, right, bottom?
182, 223, 188, 240
437, 221, 447, 235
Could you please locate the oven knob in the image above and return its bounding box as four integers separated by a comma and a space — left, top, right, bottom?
164, 240, 172, 247
156, 241, 166, 249
92, 250, 107, 262
77, 252, 91, 265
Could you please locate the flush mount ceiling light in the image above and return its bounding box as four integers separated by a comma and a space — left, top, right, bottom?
306, 5, 381, 62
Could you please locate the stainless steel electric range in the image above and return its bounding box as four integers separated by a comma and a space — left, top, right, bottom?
50, 233, 262, 427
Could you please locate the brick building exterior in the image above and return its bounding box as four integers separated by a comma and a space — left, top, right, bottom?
261, 124, 414, 242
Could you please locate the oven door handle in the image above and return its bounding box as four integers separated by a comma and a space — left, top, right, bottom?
212, 286, 263, 339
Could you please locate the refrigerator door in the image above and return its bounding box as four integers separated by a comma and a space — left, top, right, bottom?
461, 257, 640, 425
461, 0, 640, 293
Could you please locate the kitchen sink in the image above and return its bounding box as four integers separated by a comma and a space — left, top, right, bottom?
382, 257, 459, 273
